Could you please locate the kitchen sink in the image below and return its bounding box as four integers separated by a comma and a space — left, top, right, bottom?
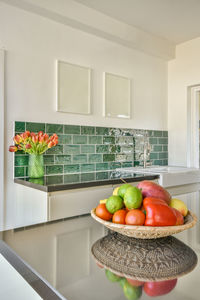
118, 166, 200, 187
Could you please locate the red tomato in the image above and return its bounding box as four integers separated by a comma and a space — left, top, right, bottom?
144, 279, 177, 297
96, 262, 104, 269
96, 204, 113, 221
126, 278, 144, 287
112, 209, 127, 224
125, 209, 145, 225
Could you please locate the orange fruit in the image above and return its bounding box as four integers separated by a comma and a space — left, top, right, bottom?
126, 278, 144, 287
112, 209, 127, 224
96, 204, 113, 221
125, 209, 145, 225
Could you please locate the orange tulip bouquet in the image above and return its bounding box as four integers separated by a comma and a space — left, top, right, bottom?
9, 131, 58, 178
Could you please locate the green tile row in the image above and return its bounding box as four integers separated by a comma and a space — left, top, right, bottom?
15, 121, 168, 137
14, 158, 170, 178
14, 121, 168, 178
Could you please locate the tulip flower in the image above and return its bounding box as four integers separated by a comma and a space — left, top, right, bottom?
48, 141, 54, 148
38, 131, 43, 137
43, 134, 49, 142
25, 144, 32, 149
32, 135, 38, 143
13, 134, 22, 144
39, 135, 44, 143
9, 145, 18, 152
9, 131, 58, 155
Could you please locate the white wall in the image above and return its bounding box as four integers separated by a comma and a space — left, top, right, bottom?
168, 37, 200, 166
0, 2, 168, 229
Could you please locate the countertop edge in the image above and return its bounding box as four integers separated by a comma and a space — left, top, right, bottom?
14, 174, 159, 192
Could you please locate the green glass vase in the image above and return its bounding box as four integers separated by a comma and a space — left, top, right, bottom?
28, 154, 44, 178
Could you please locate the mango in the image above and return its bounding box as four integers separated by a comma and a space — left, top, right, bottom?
137, 181, 171, 205
169, 198, 188, 217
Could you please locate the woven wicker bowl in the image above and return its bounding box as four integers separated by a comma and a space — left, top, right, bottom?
91, 208, 197, 239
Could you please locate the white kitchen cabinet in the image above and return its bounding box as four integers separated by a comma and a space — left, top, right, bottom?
47, 180, 159, 222
14, 179, 159, 228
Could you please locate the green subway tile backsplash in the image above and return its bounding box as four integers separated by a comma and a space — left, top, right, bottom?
96, 145, 109, 153
81, 173, 95, 182
46, 175, 63, 185
64, 164, 80, 173
44, 155, 55, 165
109, 162, 121, 169
73, 135, 87, 144
103, 154, 115, 162
81, 145, 95, 153
96, 127, 110, 136
46, 165, 63, 175
81, 164, 95, 172
46, 123, 63, 134
81, 126, 95, 135
64, 145, 80, 155
14, 122, 168, 178
47, 145, 63, 154
96, 162, 109, 171
89, 154, 102, 163
64, 125, 80, 134
96, 171, 109, 180
88, 136, 102, 144
15, 155, 28, 166
15, 166, 25, 177
15, 121, 25, 132
64, 174, 80, 183
153, 145, 162, 152
103, 136, 115, 144
58, 135, 72, 144
26, 122, 45, 132
73, 155, 87, 163
55, 155, 71, 164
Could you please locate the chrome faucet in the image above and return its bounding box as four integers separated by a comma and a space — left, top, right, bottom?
138, 134, 152, 168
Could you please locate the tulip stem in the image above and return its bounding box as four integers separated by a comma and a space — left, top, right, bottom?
120, 178, 128, 184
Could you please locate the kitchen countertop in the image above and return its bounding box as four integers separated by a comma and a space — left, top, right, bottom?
14, 171, 159, 192
1, 184, 200, 300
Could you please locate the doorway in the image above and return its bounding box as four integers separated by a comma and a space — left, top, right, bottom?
0, 49, 4, 231
187, 85, 200, 168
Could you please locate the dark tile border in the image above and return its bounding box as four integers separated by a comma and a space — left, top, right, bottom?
0, 241, 65, 300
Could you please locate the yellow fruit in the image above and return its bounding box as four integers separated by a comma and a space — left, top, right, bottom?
99, 199, 107, 204
169, 198, 188, 217
113, 187, 120, 196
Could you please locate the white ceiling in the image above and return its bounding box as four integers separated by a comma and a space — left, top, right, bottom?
74, 0, 200, 44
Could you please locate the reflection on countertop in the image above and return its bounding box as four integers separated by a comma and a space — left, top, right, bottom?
14, 171, 159, 192
1, 185, 200, 300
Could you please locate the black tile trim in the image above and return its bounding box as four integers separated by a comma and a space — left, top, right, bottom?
0, 241, 66, 300
14, 174, 159, 192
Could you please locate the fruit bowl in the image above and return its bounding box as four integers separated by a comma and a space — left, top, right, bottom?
91, 208, 197, 239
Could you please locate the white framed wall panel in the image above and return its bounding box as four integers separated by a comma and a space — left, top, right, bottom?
56, 60, 91, 115
103, 72, 131, 119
